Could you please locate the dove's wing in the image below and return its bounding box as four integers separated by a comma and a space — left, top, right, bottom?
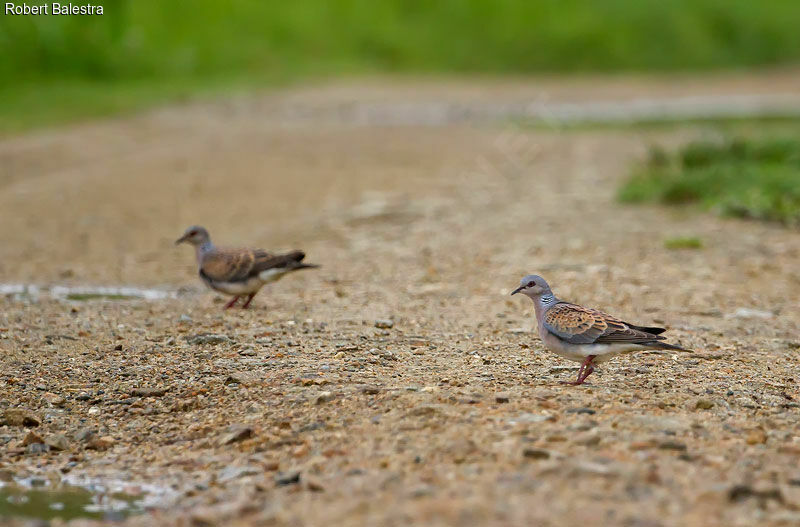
200, 248, 312, 283
543, 302, 667, 346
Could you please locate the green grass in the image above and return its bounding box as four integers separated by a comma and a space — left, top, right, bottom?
3, 0, 800, 131
663, 236, 703, 250
619, 137, 800, 227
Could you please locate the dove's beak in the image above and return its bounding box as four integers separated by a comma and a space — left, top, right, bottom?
510, 285, 524, 296
174, 235, 188, 245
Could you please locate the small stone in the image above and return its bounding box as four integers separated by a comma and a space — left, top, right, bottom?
359, 385, 381, 395
46, 434, 70, 452
186, 334, 233, 345
495, 393, 510, 404
728, 484, 782, 504
3, 408, 41, 427
746, 429, 767, 445
405, 404, 444, 417
220, 424, 254, 445
74, 428, 95, 442
75, 393, 91, 401
315, 391, 334, 404
114, 344, 123, 351
305, 476, 325, 492
178, 314, 193, 324
218, 465, 261, 483
566, 407, 595, 415
87, 436, 114, 451
374, 319, 394, 329
523, 448, 551, 460
629, 441, 656, 450
274, 470, 301, 486
22, 430, 45, 446
658, 441, 687, 451
695, 398, 714, 410
131, 387, 168, 397
224, 373, 260, 386
43, 393, 66, 407
27, 443, 49, 454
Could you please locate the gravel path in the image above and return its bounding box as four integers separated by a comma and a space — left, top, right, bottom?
1, 72, 799, 526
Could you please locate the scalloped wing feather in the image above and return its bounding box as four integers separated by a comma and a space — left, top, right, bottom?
544, 303, 665, 345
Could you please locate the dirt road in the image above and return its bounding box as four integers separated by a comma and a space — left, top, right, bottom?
1, 71, 799, 526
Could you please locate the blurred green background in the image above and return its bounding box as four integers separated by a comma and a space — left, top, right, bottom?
2, 0, 800, 132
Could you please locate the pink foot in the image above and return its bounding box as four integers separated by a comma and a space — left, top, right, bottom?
241, 293, 256, 309
224, 296, 240, 309
562, 356, 596, 385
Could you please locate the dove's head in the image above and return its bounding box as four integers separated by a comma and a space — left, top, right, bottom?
510, 274, 551, 298
175, 225, 211, 246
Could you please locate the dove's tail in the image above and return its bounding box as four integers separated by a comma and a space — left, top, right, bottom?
648, 341, 694, 353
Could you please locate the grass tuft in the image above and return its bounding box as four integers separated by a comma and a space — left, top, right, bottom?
619, 137, 800, 227
663, 237, 703, 250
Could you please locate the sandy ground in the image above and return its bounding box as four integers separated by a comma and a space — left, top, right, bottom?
1, 72, 800, 526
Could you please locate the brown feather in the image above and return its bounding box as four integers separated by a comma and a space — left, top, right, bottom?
201, 248, 311, 283
544, 303, 674, 346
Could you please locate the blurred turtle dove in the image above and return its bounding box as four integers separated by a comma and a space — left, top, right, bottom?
176, 226, 319, 309
511, 274, 692, 385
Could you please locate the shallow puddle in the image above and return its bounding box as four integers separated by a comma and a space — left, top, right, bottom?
0, 284, 176, 302
0, 483, 143, 522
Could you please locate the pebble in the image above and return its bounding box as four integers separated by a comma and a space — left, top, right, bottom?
566, 407, 595, 414
220, 424, 254, 445
2, 408, 41, 427
21, 430, 45, 446
695, 398, 714, 410
187, 334, 234, 345
43, 393, 66, 407
305, 476, 325, 492
658, 441, 687, 451
359, 385, 381, 395
131, 386, 168, 397
87, 436, 115, 450
495, 393, 510, 404
224, 373, 260, 386
523, 448, 551, 460
27, 443, 49, 454
374, 319, 394, 329
218, 465, 261, 483
746, 429, 767, 445
315, 391, 335, 404
275, 470, 301, 486
74, 428, 96, 442
46, 434, 70, 451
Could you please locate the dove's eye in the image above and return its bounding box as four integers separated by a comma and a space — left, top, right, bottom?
527, 281, 536, 288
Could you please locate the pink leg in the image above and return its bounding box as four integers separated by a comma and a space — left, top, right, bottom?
224, 296, 240, 309
241, 293, 256, 309
562, 355, 596, 386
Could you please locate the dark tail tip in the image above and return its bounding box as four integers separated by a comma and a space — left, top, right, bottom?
653, 341, 694, 353
631, 325, 667, 335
